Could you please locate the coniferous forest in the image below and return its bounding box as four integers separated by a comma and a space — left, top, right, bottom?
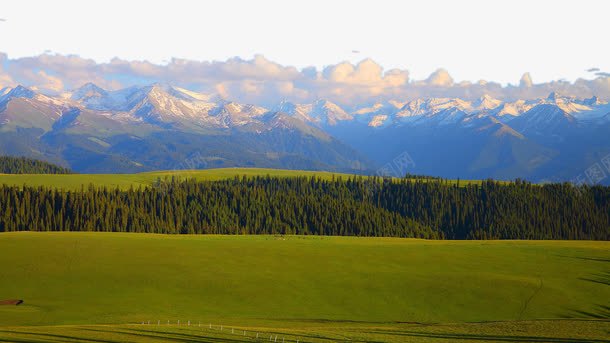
0, 156, 72, 174
0, 176, 608, 239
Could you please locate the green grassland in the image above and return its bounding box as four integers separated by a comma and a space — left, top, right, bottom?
0, 320, 609, 342
0, 233, 608, 342
0, 167, 486, 190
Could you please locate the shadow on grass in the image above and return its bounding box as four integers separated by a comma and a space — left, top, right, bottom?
563, 305, 610, 320
82, 326, 279, 343
0, 338, 50, 343
0, 325, 342, 343
120, 326, 340, 342
367, 328, 610, 343
560, 256, 610, 263
567, 269, 610, 319
0, 329, 122, 343
580, 271, 610, 287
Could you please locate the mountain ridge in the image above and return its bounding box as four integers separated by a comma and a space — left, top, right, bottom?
1, 83, 609, 183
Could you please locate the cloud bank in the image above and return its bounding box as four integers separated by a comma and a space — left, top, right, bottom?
1, 52, 610, 106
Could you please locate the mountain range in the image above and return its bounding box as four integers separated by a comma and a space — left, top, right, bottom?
1, 83, 609, 183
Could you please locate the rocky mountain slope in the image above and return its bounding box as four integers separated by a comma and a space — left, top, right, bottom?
1, 83, 609, 183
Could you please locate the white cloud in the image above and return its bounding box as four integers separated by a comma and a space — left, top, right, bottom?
426, 69, 454, 87
1, 52, 610, 105
32, 70, 64, 92
520, 73, 533, 88
322, 59, 408, 87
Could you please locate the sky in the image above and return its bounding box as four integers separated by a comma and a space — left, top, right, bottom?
1, 0, 609, 85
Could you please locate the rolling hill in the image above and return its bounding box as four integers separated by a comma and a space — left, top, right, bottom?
0, 233, 608, 342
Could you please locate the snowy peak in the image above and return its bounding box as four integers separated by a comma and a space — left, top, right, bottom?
275, 101, 315, 123
171, 86, 212, 102
353, 101, 401, 116
71, 83, 108, 101
8, 85, 36, 99
147, 83, 194, 101
474, 94, 502, 110
5, 82, 607, 135
212, 102, 266, 117
261, 111, 332, 141
495, 100, 534, 119
276, 99, 351, 126
144, 84, 177, 104
510, 103, 577, 134
397, 97, 471, 118
204, 101, 268, 128
311, 99, 352, 125
354, 103, 385, 115
1, 85, 37, 102
68, 83, 215, 115
539, 92, 598, 114
0, 85, 65, 107
314, 99, 349, 115
139, 83, 213, 103
128, 85, 218, 123
546, 92, 562, 102
368, 115, 389, 127
545, 92, 579, 106
275, 100, 297, 114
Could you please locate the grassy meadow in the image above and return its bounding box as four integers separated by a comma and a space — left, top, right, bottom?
0, 233, 608, 342
0, 167, 486, 190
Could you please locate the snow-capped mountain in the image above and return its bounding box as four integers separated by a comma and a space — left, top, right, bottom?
70, 82, 108, 105
350, 101, 402, 127
494, 100, 536, 121
310, 100, 353, 125
510, 104, 577, 135
275, 99, 352, 126
0, 82, 609, 183
473, 94, 503, 111
58, 83, 610, 132
275, 101, 314, 123
0, 85, 68, 131
0, 84, 368, 173
208, 101, 268, 128
1, 85, 37, 101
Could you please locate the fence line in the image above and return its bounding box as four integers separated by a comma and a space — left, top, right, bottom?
134, 320, 340, 342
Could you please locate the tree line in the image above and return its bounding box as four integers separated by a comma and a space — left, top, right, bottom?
0, 176, 608, 239
0, 156, 72, 174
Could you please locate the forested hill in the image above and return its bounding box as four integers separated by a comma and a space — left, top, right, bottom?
0, 156, 72, 174
0, 176, 608, 240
